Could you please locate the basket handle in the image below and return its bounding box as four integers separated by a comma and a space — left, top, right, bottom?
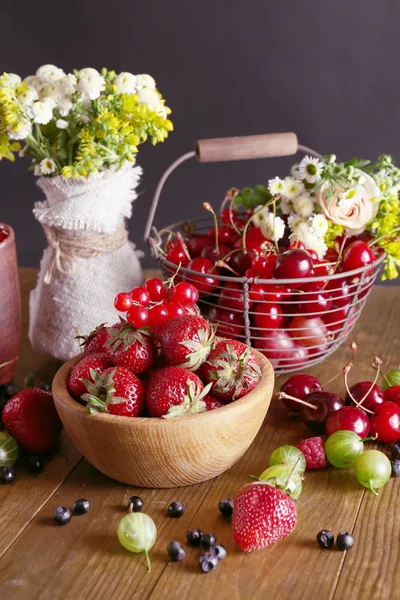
144, 133, 321, 243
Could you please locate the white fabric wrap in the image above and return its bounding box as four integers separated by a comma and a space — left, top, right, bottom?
29, 163, 144, 361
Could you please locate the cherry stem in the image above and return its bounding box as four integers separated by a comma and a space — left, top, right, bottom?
275, 391, 318, 411
241, 207, 262, 252
322, 232, 349, 289
321, 341, 357, 388
203, 202, 219, 254
226, 189, 242, 236
343, 358, 377, 416
215, 260, 240, 277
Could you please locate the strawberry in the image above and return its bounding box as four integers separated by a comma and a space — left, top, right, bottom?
2, 388, 62, 454
106, 321, 156, 375
232, 482, 297, 552
203, 396, 224, 411
68, 353, 111, 398
203, 340, 261, 403
77, 323, 111, 357
81, 367, 145, 417
146, 366, 211, 418
154, 315, 216, 371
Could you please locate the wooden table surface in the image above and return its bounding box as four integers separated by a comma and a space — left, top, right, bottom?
1, 268, 400, 600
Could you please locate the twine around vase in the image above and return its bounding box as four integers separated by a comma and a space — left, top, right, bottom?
42, 223, 129, 284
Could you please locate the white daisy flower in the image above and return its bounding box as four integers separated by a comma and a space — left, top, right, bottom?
260, 212, 286, 242
36, 64, 66, 83
304, 236, 328, 260
292, 192, 314, 218
288, 214, 304, 231
114, 72, 136, 94
56, 118, 69, 129
78, 67, 100, 78
77, 72, 105, 100
7, 120, 32, 140
135, 74, 156, 90
30, 100, 54, 125
58, 96, 74, 117
137, 87, 160, 108
23, 75, 42, 90
251, 206, 268, 227
268, 176, 284, 195
311, 214, 329, 237
41, 82, 63, 102
298, 155, 323, 184
17, 87, 39, 106
0, 73, 21, 88
39, 157, 57, 175
33, 164, 41, 176
283, 177, 304, 200
290, 163, 301, 179
292, 221, 311, 241
58, 74, 77, 95
280, 196, 292, 215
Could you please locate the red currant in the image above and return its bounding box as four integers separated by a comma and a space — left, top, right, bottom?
370, 401, 400, 443
129, 286, 151, 306
148, 304, 169, 326
166, 302, 187, 319
171, 282, 197, 306
126, 305, 149, 328
144, 278, 166, 302
114, 292, 132, 312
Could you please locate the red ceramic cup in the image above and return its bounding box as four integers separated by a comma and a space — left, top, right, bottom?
0, 223, 21, 384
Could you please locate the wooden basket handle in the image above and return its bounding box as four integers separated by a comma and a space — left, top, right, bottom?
196, 132, 298, 162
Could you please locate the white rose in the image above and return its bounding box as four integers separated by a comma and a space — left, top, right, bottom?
114, 72, 136, 94
36, 64, 66, 83
135, 74, 156, 90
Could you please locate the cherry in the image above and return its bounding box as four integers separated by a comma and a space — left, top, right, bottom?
166, 245, 190, 267
244, 227, 269, 251
345, 381, 385, 412
325, 247, 339, 263
144, 278, 166, 302
149, 304, 169, 326
126, 305, 149, 328
172, 282, 198, 306
314, 260, 331, 276
225, 251, 252, 276
129, 286, 151, 306
253, 329, 295, 363
273, 249, 314, 279
165, 302, 187, 319
289, 315, 328, 349
305, 249, 319, 262
186, 258, 218, 294
187, 235, 214, 257
326, 278, 352, 308
220, 208, 246, 227
289, 240, 305, 250
300, 392, 344, 431
200, 244, 231, 263
297, 283, 333, 315
341, 240, 375, 272
114, 292, 132, 312
278, 343, 309, 368
369, 401, 400, 443
207, 305, 244, 339
250, 254, 277, 277
219, 281, 247, 311
280, 374, 322, 411
384, 386, 400, 407
209, 225, 232, 245
253, 303, 283, 330
325, 406, 370, 437
323, 307, 349, 334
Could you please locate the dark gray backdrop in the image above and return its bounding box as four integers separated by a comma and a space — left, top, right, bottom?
1, 0, 399, 282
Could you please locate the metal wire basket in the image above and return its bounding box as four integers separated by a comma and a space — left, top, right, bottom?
144, 133, 384, 374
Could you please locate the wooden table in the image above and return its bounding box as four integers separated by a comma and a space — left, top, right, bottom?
1, 269, 400, 600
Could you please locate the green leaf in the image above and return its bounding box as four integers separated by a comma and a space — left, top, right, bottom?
233, 185, 271, 209
382, 370, 400, 390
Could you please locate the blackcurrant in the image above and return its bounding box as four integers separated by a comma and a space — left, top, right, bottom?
39, 382, 51, 392
209, 544, 227, 560
168, 501, 185, 518
201, 533, 216, 549
218, 498, 234, 517
128, 495, 143, 512
391, 460, 400, 477
186, 528, 203, 546
6, 384, 19, 398
73, 499, 91, 515
199, 553, 218, 572
53, 506, 72, 526
0, 466, 15, 484
167, 541, 185, 562
392, 443, 400, 461
316, 529, 334, 549
336, 531, 354, 551
27, 456, 44, 473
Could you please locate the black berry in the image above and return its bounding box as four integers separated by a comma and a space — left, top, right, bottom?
74, 499, 91, 515
39, 382, 51, 392
316, 529, 334, 549
392, 443, 400, 461
168, 501, 185, 518
53, 506, 72, 526
128, 496, 143, 512
186, 528, 203, 546
199, 552, 218, 573
167, 541, 185, 561
336, 531, 354, 551
6, 384, 19, 398
209, 544, 227, 560
201, 533, 216, 548
218, 498, 234, 517
0, 466, 15, 484
27, 456, 44, 473
391, 460, 400, 477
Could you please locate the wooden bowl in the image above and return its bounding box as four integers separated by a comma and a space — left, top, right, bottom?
52, 352, 274, 488
0, 223, 21, 385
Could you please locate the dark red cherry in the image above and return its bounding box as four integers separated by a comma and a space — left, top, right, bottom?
250, 254, 277, 277
253, 303, 283, 330
273, 249, 314, 279
244, 227, 269, 251
200, 244, 230, 263
218, 281, 247, 311
305, 248, 319, 262
280, 374, 322, 411
225, 251, 252, 275
341, 240, 375, 272
369, 401, 400, 443
297, 282, 333, 315
323, 307, 349, 334
187, 235, 214, 257
300, 392, 344, 431
326, 277, 352, 308
253, 329, 295, 363
384, 386, 400, 407
186, 258, 217, 294
325, 406, 370, 437
345, 381, 385, 412
314, 260, 331, 276
207, 305, 245, 339
325, 247, 339, 263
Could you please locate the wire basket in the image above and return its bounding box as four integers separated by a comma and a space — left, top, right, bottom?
144, 133, 384, 374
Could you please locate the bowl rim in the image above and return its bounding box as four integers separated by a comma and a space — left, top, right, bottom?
52, 350, 274, 428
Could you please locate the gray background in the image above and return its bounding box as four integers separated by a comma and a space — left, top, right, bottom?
0, 0, 399, 280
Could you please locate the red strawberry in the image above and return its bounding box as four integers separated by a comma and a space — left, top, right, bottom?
106, 321, 156, 375
146, 366, 211, 418
203, 340, 261, 403
2, 388, 62, 454
297, 437, 328, 470
203, 396, 224, 411
154, 315, 216, 371
68, 353, 111, 398
232, 482, 297, 552
81, 367, 145, 417
78, 323, 111, 356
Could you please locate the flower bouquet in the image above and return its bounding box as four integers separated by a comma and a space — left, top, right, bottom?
0, 65, 172, 360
